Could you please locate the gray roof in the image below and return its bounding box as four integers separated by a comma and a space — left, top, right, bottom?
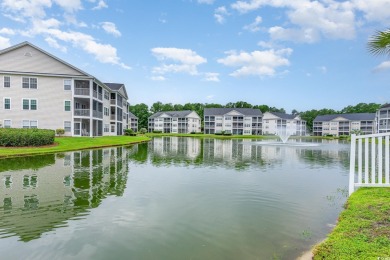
128, 111, 138, 118
266, 111, 297, 120
204, 108, 262, 116
380, 103, 390, 109
149, 110, 196, 118
104, 83, 128, 99
314, 113, 376, 122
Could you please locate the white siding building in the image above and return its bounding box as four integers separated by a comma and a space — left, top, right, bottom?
262, 112, 306, 136
148, 110, 201, 133
0, 42, 129, 136
313, 113, 376, 136
128, 111, 138, 132
376, 104, 390, 133
204, 108, 262, 135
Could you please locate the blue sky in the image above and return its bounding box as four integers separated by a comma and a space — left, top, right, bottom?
1, 0, 390, 113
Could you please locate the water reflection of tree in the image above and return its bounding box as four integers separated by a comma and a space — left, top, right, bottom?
0, 147, 130, 242
0, 154, 55, 172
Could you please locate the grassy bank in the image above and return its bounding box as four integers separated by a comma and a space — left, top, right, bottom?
0, 135, 150, 158
313, 187, 390, 259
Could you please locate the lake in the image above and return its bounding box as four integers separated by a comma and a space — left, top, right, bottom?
0, 137, 350, 259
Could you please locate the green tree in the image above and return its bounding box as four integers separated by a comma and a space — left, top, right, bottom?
150, 101, 164, 114
340, 103, 381, 114
368, 29, 390, 56
129, 103, 150, 130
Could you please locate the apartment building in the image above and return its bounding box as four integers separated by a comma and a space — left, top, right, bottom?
0, 42, 129, 136
128, 111, 138, 132
376, 104, 390, 133
148, 110, 201, 133
262, 112, 306, 136
313, 113, 376, 136
204, 108, 262, 135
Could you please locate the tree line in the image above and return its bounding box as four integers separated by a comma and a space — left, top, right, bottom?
129, 101, 382, 132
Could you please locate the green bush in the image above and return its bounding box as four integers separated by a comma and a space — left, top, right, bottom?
0, 128, 55, 147
139, 128, 147, 134
153, 130, 163, 133
56, 128, 65, 136
223, 132, 232, 136
215, 132, 223, 135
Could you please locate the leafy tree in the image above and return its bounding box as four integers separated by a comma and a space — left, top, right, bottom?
253, 105, 270, 113
368, 29, 390, 56
340, 103, 381, 114
291, 109, 299, 116
150, 101, 164, 114
300, 108, 338, 133
162, 103, 174, 111
129, 103, 150, 129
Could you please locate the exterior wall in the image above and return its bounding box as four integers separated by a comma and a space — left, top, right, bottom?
377, 107, 390, 133
148, 111, 201, 133
262, 112, 306, 136
0, 45, 84, 76
313, 119, 375, 136
204, 111, 262, 135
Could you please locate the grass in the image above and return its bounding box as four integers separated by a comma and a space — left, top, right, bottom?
313, 187, 390, 259
0, 135, 150, 158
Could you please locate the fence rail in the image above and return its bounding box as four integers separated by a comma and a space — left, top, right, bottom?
349, 133, 390, 195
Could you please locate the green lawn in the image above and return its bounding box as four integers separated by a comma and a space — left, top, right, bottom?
0, 135, 150, 158
313, 187, 390, 259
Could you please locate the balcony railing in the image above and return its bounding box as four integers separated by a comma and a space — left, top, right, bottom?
110, 115, 116, 120
93, 110, 103, 119
74, 109, 90, 117
75, 88, 90, 96
111, 100, 116, 105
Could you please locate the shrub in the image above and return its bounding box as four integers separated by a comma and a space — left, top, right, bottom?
139, 128, 147, 134
223, 132, 232, 136
153, 130, 163, 133
0, 128, 55, 147
124, 129, 136, 136
215, 132, 223, 135
190, 131, 196, 134
56, 128, 65, 136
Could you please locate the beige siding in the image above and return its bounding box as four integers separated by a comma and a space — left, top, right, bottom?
0, 45, 85, 76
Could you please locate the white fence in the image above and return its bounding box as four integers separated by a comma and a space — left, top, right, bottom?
349, 133, 390, 195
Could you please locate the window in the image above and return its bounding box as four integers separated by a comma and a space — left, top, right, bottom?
104, 90, 109, 100
22, 99, 37, 110
30, 120, 37, 128
22, 77, 37, 89
104, 107, 109, 116
64, 101, 71, 111
64, 79, 71, 90
104, 124, 109, 133
4, 76, 10, 88
4, 98, 10, 110
4, 120, 11, 128
64, 121, 71, 132
22, 120, 30, 128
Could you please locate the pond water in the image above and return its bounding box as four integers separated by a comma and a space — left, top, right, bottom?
0, 137, 350, 259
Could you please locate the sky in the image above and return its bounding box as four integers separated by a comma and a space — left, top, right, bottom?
1, 0, 390, 113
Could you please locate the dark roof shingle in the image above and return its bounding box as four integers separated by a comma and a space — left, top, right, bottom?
149, 110, 197, 118
204, 108, 262, 116
314, 113, 376, 122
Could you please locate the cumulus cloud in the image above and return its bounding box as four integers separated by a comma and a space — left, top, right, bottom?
373, 61, 390, 72
92, 0, 108, 10
0, 35, 11, 49
217, 48, 292, 77
243, 16, 262, 32
204, 72, 220, 82
0, 0, 129, 70
101, 22, 121, 37
0, 28, 15, 35
151, 47, 207, 76
151, 76, 166, 81
214, 6, 229, 24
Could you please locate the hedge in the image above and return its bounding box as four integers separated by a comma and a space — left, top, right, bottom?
0, 128, 55, 147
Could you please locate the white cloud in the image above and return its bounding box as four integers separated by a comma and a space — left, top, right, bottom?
214, 6, 229, 24
243, 16, 262, 32
0, 36, 11, 49
101, 22, 121, 37
151, 47, 207, 76
198, 0, 215, 4
269, 26, 320, 43
1, 0, 52, 19
318, 66, 327, 74
374, 61, 390, 72
45, 37, 67, 52
204, 72, 220, 82
52, 0, 82, 13
151, 76, 166, 81
92, 0, 108, 10
352, 0, 390, 24
206, 95, 215, 100
217, 48, 292, 77
0, 28, 15, 35
63, 13, 87, 27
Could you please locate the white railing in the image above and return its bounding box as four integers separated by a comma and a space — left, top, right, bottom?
349, 133, 390, 195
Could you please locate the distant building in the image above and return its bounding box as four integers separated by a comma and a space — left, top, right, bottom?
204, 108, 263, 135
148, 110, 201, 133
376, 104, 390, 133
262, 112, 306, 136
128, 111, 138, 132
313, 113, 376, 136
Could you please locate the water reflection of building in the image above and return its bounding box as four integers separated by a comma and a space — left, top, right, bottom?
149, 137, 201, 159
0, 147, 129, 241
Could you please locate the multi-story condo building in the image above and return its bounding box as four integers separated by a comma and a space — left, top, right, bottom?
204, 108, 262, 135
376, 104, 390, 133
0, 42, 128, 136
262, 112, 306, 136
128, 111, 138, 132
148, 110, 201, 133
313, 113, 376, 136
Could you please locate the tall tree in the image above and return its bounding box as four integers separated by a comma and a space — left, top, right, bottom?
150, 101, 164, 114
129, 103, 150, 130
368, 29, 390, 56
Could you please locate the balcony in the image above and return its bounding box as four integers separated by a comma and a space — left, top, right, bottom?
110, 115, 116, 120
93, 110, 103, 119
74, 109, 90, 117
75, 88, 90, 96
93, 91, 103, 101
110, 100, 116, 105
